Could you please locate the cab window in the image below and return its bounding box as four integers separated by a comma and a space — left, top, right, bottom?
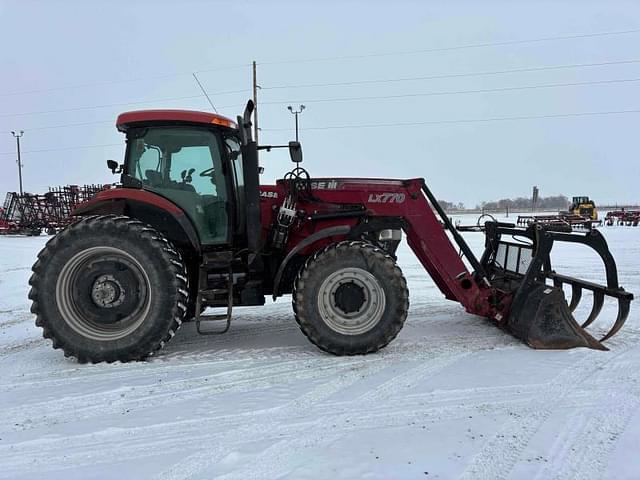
127, 127, 229, 244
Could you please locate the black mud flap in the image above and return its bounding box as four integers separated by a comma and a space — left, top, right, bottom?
481, 222, 634, 350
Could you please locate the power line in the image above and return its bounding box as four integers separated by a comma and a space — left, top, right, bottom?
0, 143, 122, 156
2, 86, 252, 118
8, 60, 640, 133
258, 28, 640, 66
261, 59, 640, 90
0, 94, 208, 118
4, 74, 637, 128
1, 120, 114, 134
7, 76, 640, 133
0, 66, 250, 98
261, 109, 640, 131
2, 28, 638, 98
257, 77, 640, 106
28, 119, 114, 131
3, 109, 638, 155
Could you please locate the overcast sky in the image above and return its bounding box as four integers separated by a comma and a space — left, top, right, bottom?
1, 0, 639, 207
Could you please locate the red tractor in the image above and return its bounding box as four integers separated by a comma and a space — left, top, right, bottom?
29, 101, 633, 363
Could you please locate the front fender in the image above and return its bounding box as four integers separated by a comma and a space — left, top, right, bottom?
272, 225, 351, 299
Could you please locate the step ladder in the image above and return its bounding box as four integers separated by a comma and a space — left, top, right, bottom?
195, 252, 234, 335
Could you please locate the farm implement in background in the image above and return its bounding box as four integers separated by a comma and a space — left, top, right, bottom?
605, 210, 640, 226
516, 213, 602, 231
1, 185, 105, 236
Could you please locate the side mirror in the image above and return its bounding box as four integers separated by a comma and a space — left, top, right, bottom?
289, 141, 303, 163
107, 160, 121, 174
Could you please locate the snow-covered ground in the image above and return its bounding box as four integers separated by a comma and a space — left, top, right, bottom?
1, 215, 639, 480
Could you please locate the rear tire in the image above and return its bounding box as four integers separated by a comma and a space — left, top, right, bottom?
29, 215, 189, 363
293, 241, 409, 355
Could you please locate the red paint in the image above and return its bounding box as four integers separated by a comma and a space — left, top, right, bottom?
261, 178, 497, 319
116, 110, 237, 130
72, 188, 183, 216
78, 180, 497, 320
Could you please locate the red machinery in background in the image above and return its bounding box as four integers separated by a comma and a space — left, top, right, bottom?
605, 209, 640, 226
0, 185, 106, 235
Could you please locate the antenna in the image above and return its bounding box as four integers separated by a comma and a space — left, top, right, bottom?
192, 73, 218, 113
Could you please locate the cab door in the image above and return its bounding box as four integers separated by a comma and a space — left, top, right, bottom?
127, 126, 230, 245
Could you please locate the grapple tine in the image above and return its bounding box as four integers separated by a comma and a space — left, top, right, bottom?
568, 284, 582, 313
600, 298, 631, 342
581, 290, 604, 328
480, 221, 633, 350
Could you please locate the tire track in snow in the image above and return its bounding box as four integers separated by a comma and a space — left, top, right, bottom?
160, 348, 473, 479
154, 361, 392, 480
1, 330, 516, 431
0, 337, 47, 359
174, 343, 498, 480
0, 318, 527, 477
0, 357, 370, 432
457, 338, 638, 480
1, 338, 510, 476
533, 357, 640, 480
0, 380, 601, 478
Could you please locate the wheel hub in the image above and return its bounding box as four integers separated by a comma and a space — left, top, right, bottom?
55, 246, 151, 341
317, 267, 386, 336
91, 275, 125, 308
333, 281, 366, 314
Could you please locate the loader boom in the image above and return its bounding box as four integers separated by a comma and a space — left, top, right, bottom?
278, 177, 498, 319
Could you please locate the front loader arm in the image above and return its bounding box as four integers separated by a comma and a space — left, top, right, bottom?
307, 178, 498, 318
394, 179, 495, 317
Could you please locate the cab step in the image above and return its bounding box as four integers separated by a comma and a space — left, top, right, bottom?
195, 263, 233, 335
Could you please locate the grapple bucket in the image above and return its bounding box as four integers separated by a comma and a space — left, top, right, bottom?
481, 222, 633, 350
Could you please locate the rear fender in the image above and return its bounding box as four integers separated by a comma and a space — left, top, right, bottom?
72, 188, 201, 255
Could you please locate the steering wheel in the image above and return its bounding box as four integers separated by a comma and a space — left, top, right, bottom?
199, 167, 215, 177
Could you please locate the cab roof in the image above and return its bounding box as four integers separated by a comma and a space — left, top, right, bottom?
116, 109, 237, 131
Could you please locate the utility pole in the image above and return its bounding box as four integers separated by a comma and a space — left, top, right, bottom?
252, 61, 259, 144
287, 104, 305, 141
11, 131, 24, 195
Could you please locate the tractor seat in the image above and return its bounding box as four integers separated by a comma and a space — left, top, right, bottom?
145, 170, 163, 187
175, 182, 196, 193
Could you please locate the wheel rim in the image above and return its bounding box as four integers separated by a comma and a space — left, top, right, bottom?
55, 246, 151, 341
317, 267, 386, 335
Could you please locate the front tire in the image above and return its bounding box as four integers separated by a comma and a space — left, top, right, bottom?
29, 215, 189, 363
293, 241, 409, 355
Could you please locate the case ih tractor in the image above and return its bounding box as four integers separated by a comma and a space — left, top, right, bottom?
29, 101, 633, 363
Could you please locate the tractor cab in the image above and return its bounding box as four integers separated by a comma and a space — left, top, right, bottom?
114, 110, 250, 247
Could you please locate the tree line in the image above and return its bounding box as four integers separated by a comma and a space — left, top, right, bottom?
438, 195, 570, 212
